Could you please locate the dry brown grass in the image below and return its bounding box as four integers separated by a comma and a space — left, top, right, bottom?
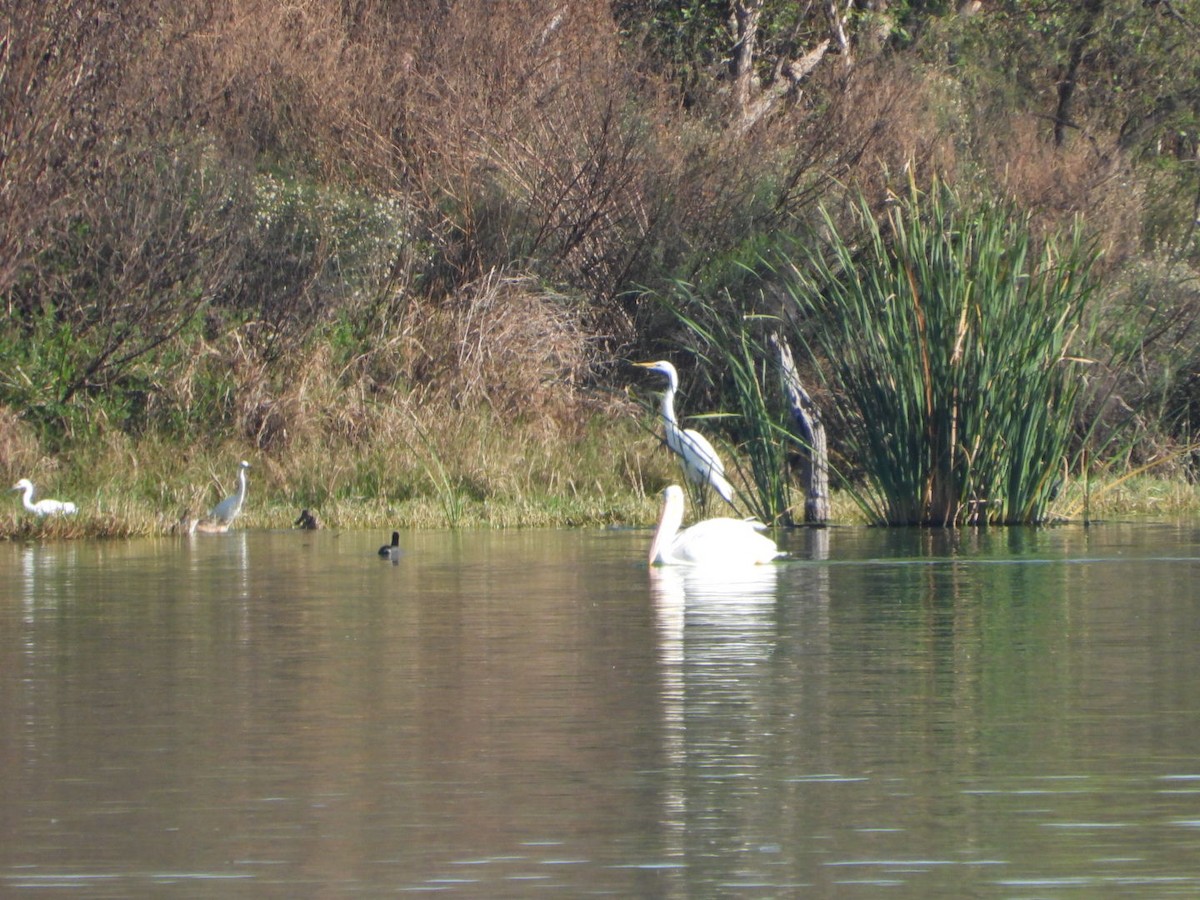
151, 268, 605, 459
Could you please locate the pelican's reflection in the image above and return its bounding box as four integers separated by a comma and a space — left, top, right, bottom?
650, 564, 782, 741
650, 564, 779, 637
650, 564, 781, 845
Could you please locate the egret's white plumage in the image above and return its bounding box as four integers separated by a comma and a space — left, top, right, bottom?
379, 531, 401, 559
649, 485, 781, 567
635, 360, 736, 507
209, 460, 250, 525
11, 478, 77, 516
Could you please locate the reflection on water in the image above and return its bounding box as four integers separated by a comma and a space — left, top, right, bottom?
2, 523, 1200, 896
650, 561, 785, 890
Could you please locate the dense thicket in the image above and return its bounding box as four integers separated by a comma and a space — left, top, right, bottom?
2, 0, 1199, 491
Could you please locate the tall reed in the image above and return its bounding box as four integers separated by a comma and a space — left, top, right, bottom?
781, 178, 1099, 526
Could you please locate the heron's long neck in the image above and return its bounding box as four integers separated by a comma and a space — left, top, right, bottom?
237, 470, 248, 501
20, 485, 36, 513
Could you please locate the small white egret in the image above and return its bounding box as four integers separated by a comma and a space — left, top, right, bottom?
634, 360, 736, 508
209, 460, 250, 525
378, 531, 401, 559
649, 484, 781, 567
11, 478, 77, 516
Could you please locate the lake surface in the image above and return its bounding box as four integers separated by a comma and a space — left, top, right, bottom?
2, 522, 1200, 897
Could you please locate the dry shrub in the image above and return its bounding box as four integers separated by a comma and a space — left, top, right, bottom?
171, 0, 624, 190
112, 1, 867, 355
261, 338, 385, 451
294, 342, 379, 446
0, 405, 42, 483
216, 333, 298, 452
179, 268, 601, 461
0, 0, 154, 297
141, 326, 296, 453
399, 0, 677, 317
145, 0, 651, 352
169, 0, 414, 182
408, 270, 594, 418
801, 58, 1144, 277
980, 115, 1142, 268
821, 59, 963, 207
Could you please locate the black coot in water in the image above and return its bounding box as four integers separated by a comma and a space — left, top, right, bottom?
379, 531, 401, 559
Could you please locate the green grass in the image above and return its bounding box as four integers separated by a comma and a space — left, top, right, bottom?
5, 458, 1198, 540
0, 409, 673, 538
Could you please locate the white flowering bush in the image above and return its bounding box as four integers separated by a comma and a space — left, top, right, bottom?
225, 173, 427, 355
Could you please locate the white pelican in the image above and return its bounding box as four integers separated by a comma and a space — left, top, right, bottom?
379, 531, 401, 559
635, 360, 736, 508
649, 484, 781, 567
11, 478, 77, 516
209, 460, 250, 525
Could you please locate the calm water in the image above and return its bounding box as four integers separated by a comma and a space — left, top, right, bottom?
2, 522, 1200, 897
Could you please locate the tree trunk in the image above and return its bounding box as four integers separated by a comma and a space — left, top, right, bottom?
825, 0, 853, 66
1054, 0, 1104, 146
772, 333, 830, 524
731, 0, 764, 117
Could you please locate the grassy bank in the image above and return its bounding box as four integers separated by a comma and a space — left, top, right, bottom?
1, 408, 676, 539
5, 414, 1198, 540
7, 477, 1197, 541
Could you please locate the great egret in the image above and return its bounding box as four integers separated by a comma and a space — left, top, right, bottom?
11, 478, 77, 516
378, 531, 401, 559
209, 460, 250, 525
634, 360, 736, 507
649, 484, 781, 567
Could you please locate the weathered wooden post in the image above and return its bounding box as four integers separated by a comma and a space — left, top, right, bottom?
771, 333, 830, 524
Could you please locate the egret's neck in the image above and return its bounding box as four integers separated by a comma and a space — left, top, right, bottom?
19, 485, 36, 513
658, 381, 679, 426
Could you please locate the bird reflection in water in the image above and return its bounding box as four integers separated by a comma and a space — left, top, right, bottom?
649, 561, 780, 843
